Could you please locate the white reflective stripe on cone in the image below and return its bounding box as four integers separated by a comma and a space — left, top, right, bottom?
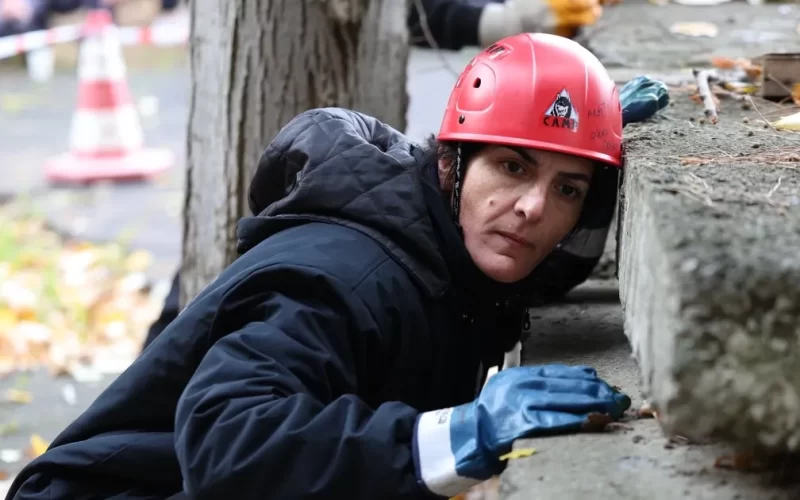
78, 33, 127, 82
69, 106, 144, 153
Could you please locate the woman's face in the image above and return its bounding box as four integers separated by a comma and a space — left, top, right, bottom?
440, 145, 594, 283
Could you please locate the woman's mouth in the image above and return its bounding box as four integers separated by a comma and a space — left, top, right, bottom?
496, 231, 534, 248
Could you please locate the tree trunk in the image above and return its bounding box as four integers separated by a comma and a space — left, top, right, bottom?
181, 0, 410, 306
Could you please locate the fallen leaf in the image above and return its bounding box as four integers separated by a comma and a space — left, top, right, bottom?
0, 93, 36, 113
711, 56, 738, 70
0, 205, 164, 378
714, 452, 763, 471
743, 64, 762, 81
0, 422, 19, 437
670, 21, 719, 38
720, 81, 758, 95
27, 434, 49, 459
0, 470, 8, 480
4, 389, 32, 404
499, 448, 536, 461
124, 250, 153, 272
772, 111, 800, 131
637, 400, 658, 418
708, 57, 762, 81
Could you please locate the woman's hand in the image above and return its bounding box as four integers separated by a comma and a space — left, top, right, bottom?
413, 363, 631, 498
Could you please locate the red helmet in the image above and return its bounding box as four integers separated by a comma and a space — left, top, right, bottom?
437, 33, 623, 168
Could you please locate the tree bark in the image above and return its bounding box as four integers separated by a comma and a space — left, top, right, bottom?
181, 0, 410, 306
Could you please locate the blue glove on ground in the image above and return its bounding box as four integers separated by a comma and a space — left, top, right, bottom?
413, 364, 631, 497
620, 76, 670, 127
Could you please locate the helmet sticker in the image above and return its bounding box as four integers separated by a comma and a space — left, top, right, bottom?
543, 88, 579, 132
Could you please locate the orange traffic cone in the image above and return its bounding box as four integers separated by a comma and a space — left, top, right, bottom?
44, 9, 174, 184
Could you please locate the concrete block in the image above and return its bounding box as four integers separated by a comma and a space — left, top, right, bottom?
500, 280, 799, 499
617, 93, 800, 452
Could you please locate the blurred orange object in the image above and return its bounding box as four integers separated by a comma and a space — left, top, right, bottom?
710, 56, 762, 80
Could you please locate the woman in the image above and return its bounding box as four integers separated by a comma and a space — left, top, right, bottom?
8, 33, 631, 500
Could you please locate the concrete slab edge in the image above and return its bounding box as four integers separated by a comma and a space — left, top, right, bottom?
618, 160, 800, 453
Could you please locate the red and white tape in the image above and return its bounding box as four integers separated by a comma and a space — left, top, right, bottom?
0, 20, 189, 61
117, 22, 189, 47
0, 25, 83, 61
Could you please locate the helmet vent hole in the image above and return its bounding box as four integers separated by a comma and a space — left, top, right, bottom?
458, 115, 465, 124
483, 44, 508, 59
473, 78, 482, 88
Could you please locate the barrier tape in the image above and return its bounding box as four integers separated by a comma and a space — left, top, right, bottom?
0, 25, 82, 61
0, 20, 189, 61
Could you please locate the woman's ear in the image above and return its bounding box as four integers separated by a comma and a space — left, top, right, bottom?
438, 157, 453, 192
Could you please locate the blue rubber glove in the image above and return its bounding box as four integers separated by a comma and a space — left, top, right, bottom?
412, 364, 631, 497
620, 76, 670, 127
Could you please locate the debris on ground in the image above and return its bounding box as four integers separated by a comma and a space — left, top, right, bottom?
772, 112, 800, 131
714, 451, 768, 472
3, 389, 32, 404
683, 53, 800, 124
670, 21, 719, 38
692, 69, 719, 124
679, 147, 800, 167
499, 448, 537, 461
0, 202, 164, 380
582, 412, 616, 432
637, 400, 658, 419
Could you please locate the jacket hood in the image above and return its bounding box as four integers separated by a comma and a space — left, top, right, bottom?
237, 108, 453, 298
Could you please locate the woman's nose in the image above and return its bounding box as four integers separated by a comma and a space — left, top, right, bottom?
513, 185, 547, 223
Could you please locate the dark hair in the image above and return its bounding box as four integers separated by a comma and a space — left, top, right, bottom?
423, 135, 619, 238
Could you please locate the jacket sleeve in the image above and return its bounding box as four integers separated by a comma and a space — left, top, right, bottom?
174, 264, 437, 500
407, 0, 489, 50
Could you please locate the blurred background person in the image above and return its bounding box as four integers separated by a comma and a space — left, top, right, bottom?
408, 0, 614, 51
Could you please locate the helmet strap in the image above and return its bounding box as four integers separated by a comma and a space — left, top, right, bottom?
451, 142, 464, 231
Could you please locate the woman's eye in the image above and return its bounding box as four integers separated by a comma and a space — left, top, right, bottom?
559, 184, 581, 198
501, 161, 524, 174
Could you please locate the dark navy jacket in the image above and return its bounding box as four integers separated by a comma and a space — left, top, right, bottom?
6, 108, 550, 500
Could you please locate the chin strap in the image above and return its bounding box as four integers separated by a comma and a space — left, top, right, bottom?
451, 143, 464, 231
